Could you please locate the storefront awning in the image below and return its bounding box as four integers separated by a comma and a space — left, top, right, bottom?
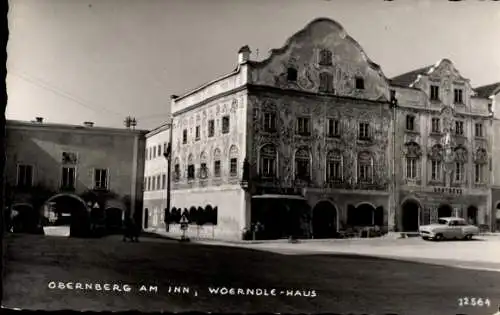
252, 194, 306, 200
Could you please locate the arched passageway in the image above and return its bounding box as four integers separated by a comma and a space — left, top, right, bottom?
401, 200, 420, 232
312, 201, 337, 238
44, 194, 90, 237
438, 204, 453, 218
347, 203, 382, 226
467, 206, 478, 225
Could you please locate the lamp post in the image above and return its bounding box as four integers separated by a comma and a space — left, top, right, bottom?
390, 90, 398, 232
162, 118, 174, 232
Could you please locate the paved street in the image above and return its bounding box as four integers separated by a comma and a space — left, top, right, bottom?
3, 233, 500, 314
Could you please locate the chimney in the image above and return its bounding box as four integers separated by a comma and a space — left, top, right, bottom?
35, 117, 43, 123
238, 45, 251, 64
83, 121, 94, 127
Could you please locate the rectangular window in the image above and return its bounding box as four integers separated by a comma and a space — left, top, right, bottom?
147, 177, 151, 191
208, 120, 215, 137
200, 163, 208, 179
214, 160, 221, 177
163, 142, 168, 153
153, 146, 157, 158
327, 161, 341, 181
431, 160, 441, 181
475, 123, 483, 137
156, 175, 161, 190
157, 144, 162, 157
94, 169, 108, 190
17, 164, 33, 187
145, 148, 149, 161
230, 158, 238, 176
406, 158, 417, 179
359, 122, 370, 139
187, 165, 195, 180
62, 167, 76, 189
261, 157, 275, 177
455, 121, 464, 136
475, 164, 484, 183
151, 175, 156, 190
406, 115, 415, 131
296, 117, 310, 135
327, 119, 340, 137
263, 112, 277, 132
162, 174, 166, 189
455, 162, 464, 182
182, 129, 188, 144
431, 118, 440, 133
454, 88, 463, 104
430, 85, 439, 101
195, 126, 200, 141
222, 116, 230, 134
355, 77, 365, 90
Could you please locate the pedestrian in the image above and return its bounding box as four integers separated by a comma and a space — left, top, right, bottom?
122, 216, 134, 242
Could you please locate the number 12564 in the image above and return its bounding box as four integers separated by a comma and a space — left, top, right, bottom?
458, 297, 491, 307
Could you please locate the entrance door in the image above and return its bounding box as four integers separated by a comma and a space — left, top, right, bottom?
401, 200, 420, 232
467, 206, 478, 225
438, 204, 453, 218
312, 201, 337, 238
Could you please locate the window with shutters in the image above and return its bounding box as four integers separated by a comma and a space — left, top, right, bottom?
94, 168, 108, 190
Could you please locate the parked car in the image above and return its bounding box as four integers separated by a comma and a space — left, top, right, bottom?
419, 217, 480, 241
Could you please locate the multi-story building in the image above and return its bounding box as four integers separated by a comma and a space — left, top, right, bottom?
5, 118, 147, 234
476, 82, 500, 231
142, 122, 171, 230
390, 60, 494, 232
167, 18, 396, 240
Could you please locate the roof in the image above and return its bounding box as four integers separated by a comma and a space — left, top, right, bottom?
389, 65, 434, 87
474, 82, 500, 98
6, 119, 149, 135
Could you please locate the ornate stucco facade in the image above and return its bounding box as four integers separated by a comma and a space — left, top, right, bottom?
390, 60, 494, 232
168, 18, 396, 240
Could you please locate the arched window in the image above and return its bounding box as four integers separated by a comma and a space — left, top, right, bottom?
319, 49, 332, 66
260, 144, 277, 178
454, 146, 467, 183
358, 151, 373, 183
173, 157, 181, 181
295, 148, 311, 181
187, 154, 195, 180
200, 151, 208, 179
229, 145, 239, 177
428, 144, 442, 181
319, 72, 333, 93
287, 67, 298, 82
474, 148, 488, 184
326, 150, 342, 182
213, 148, 221, 177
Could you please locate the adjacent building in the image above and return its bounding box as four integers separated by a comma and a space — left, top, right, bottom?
5, 118, 147, 234
390, 60, 494, 232
143, 122, 171, 230
167, 18, 396, 240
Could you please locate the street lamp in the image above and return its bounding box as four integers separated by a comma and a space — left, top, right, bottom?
162, 118, 174, 232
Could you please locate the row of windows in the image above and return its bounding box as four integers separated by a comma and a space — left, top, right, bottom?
405, 115, 484, 137
16, 164, 109, 190
182, 116, 230, 144
430, 85, 464, 104
174, 158, 239, 181
146, 142, 169, 161
144, 173, 167, 191
286, 67, 364, 93
405, 158, 486, 183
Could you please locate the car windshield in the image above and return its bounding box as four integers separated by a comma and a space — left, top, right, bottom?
437, 219, 449, 225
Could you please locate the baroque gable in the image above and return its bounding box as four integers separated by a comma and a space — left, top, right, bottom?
249, 18, 391, 102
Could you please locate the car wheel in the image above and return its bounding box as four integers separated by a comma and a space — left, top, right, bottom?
434, 233, 444, 241
421, 236, 429, 241
465, 234, 473, 240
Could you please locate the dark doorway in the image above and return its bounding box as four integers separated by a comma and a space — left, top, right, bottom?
12, 204, 41, 234
438, 204, 452, 218
401, 200, 420, 232
312, 201, 337, 238
467, 206, 478, 225
48, 195, 90, 237
144, 208, 149, 229
348, 203, 376, 226
106, 208, 123, 233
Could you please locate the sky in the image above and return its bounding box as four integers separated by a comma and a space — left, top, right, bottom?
6, 0, 500, 130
